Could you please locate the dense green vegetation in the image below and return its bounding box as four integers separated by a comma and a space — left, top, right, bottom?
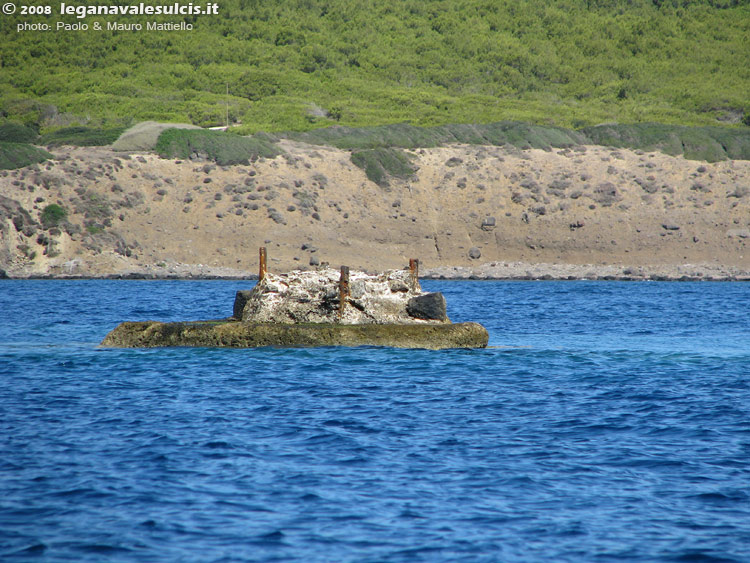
0, 142, 52, 170
0, 123, 39, 144
280, 121, 750, 160
155, 128, 282, 165
581, 123, 750, 161
281, 121, 588, 149
1, 0, 748, 133
350, 148, 417, 186
40, 127, 126, 147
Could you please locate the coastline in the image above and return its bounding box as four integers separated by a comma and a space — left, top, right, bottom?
2, 142, 749, 280
3, 260, 749, 281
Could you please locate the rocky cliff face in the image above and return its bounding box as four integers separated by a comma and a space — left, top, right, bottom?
1, 141, 749, 279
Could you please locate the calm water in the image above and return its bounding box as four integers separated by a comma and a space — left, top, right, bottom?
1, 280, 749, 562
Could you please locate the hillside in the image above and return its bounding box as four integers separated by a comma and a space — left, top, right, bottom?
2, 138, 749, 280
1, 0, 748, 132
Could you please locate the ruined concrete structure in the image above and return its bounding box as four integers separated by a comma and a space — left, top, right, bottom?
101, 254, 488, 349
233, 267, 448, 325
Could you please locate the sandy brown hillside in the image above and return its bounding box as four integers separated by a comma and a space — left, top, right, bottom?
1, 140, 749, 280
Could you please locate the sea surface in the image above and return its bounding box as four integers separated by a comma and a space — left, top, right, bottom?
1, 280, 749, 562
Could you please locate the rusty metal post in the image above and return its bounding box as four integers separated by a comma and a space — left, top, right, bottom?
259, 247, 267, 281
409, 258, 419, 291
338, 266, 350, 320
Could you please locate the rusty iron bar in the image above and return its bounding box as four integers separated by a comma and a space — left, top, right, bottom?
338, 266, 350, 320
259, 247, 267, 281
409, 258, 419, 291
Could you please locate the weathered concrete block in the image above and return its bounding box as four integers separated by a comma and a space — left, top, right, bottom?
240, 268, 430, 324
100, 320, 488, 350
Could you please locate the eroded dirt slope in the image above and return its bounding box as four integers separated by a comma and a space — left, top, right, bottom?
1, 140, 749, 279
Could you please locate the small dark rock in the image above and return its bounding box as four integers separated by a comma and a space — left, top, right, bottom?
468, 247, 481, 259
233, 290, 254, 319
662, 224, 680, 231
481, 217, 496, 230
569, 220, 585, 230
407, 292, 448, 321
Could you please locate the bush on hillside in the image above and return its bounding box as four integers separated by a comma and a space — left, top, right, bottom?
0, 142, 51, 169
155, 128, 282, 165
350, 148, 417, 187
286, 121, 588, 150
40, 127, 126, 147
581, 124, 750, 162
0, 123, 39, 143
40, 203, 67, 228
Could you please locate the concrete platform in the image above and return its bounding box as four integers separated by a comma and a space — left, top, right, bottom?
100, 320, 489, 350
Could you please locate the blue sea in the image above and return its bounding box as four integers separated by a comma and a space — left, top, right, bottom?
1, 280, 749, 562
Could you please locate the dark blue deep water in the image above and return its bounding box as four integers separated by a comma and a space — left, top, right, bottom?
1, 280, 749, 562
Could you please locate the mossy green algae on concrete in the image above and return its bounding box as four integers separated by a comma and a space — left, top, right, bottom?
100, 320, 489, 350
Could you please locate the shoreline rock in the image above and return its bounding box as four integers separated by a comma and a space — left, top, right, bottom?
422, 261, 750, 282
4, 260, 748, 282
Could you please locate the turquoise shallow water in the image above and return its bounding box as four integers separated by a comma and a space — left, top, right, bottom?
1, 280, 749, 561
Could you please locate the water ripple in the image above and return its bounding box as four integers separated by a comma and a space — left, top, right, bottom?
1, 280, 749, 561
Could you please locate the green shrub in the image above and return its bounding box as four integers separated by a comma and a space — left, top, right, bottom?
0, 141, 51, 169
40, 126, 126, 147
0, 123, 39, 143
155, 128, 282, 165
581, 123, 750, 161
40, 204, 67, 228
287, 121, 750, 163
351, 148, 417, 187
286, 121, 587, 151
